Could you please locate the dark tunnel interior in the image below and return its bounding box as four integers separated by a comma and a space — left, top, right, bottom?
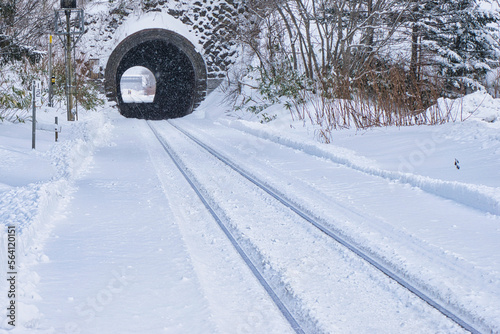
116, 40, 195, 120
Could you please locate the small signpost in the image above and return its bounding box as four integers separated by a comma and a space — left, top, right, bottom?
34, 81, 42, 107
31, 81, 62, 148
32, 80, 41, 149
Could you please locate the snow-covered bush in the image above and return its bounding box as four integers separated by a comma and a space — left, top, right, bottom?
0, 54, 104, 122
0, 59, 41, 122
229, 59, 310, 123
50, 54, 105, 112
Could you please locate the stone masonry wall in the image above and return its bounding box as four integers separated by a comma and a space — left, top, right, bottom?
84, 0, 243, 89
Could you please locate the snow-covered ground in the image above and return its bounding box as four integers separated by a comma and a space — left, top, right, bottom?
120, 89, 155, 103
1, 90, 500, 333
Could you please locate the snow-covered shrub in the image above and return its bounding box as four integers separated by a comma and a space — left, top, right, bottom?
230, 59, 310, 123
0, 59, 42, 122
50, 54, 105, 112
0, 54, 104, 122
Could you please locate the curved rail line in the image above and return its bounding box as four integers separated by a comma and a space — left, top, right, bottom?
164, 120, 483, 334
147, 121, 305, 334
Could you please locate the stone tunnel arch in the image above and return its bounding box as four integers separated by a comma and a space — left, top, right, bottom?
105, 29, 207, 120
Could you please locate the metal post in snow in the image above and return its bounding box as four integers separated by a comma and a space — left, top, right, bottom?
55, 117, 59, 142
72, 41, 78, 121
32, 82, 36, 150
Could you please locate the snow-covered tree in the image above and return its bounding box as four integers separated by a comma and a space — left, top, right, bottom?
0, 0, 55, 63
408, 0, 500, 91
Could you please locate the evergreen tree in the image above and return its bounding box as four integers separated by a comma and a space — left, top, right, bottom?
411, 0, 500, 91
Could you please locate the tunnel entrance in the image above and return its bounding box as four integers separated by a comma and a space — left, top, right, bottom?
105, 29, 207, 120
116, 40, 194, 119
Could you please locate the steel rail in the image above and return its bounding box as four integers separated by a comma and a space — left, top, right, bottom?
168, 120, 482, 334
147, 121, 305, 334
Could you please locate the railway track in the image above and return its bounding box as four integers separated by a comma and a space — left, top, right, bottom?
147, 120, 482, 334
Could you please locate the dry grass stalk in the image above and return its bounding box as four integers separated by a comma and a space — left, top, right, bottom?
288, 63, 461, 142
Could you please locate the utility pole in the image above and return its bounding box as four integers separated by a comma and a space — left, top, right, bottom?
48, 35, 54, 107
65, 9, 74, 121
54, 0, 84, 121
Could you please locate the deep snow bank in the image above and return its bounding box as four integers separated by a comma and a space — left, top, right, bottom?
0, 107, 112, 331
217, 90, 500, 216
